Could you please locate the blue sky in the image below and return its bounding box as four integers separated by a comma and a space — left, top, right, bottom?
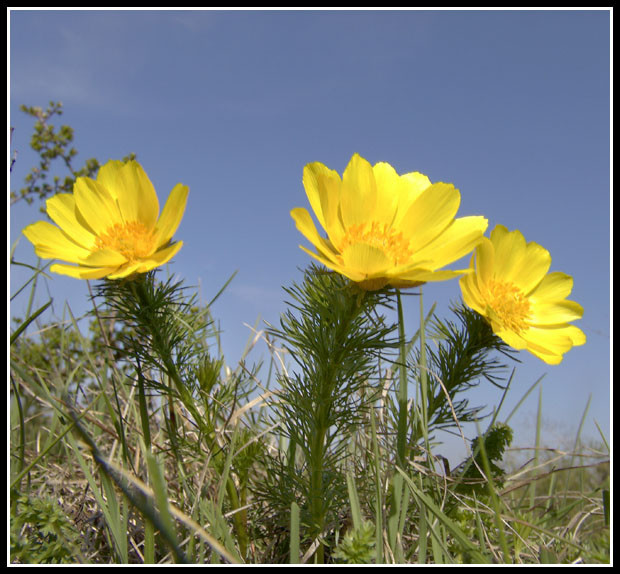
9, 9, 611, 460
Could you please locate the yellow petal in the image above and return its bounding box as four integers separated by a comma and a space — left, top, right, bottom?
22, 221, 92, 262
459, 267, 487, 315
521, 326, 577, 364
106, 262, 143, 280
398, 182, 461, 251
154, 183, 189, 247
298, 244, 365, 282
46, 193, 96, 248
340, 154, 377, 228
410, 215, 488, 270
475, 236, 495, 285
80, 247, 128, 267
494, 327, 528, 351
98, 160, 160, 228
526, 347, 564, 365
527, 300, 584, 326
491, 226, 527, 281
392, 267, 466, 285
393, 172, 432, 224
73, 176, 123, 236
104, 241, 183, 280
565, 325, 587, 346
291, 207, 341, 264
513, 241, 552, 295
50, 263, 118, 279
489, 224, 510, 244
302, 161, 342, 236
130, 241, 184, 277
528, 271, 574, 303
341, 243, 391, 277
371, 161, 401, 225
95, 159, 125, 198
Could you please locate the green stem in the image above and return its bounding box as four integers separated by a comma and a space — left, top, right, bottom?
290, 502, 301, 564
418, 288, 430, 450
307, 289, 366, 562
369, 406, 384, 564
136, 362, 152, 449
309, 401, 329, 563
396, 290, 408, 467
10, 376, 26, 495
136, 362, 155, 563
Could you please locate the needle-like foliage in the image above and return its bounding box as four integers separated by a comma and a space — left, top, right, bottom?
415, 301, 518, 440
94, 271, 211, 398
261, 265, 397, 560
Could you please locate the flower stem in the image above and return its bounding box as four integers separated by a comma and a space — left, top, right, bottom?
418, 287, 430, 449
396, 290, 408, 467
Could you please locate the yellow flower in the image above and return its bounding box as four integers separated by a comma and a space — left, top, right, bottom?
22, 160, 189, 280
459, 225, 586, 365
291, 153, 488, 290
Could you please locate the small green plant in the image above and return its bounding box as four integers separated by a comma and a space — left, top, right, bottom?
456, 422, 514, 496
333, 520, 376, 564
10, 493, 82, 564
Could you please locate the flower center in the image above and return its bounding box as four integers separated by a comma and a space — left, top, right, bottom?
339, 221, 412, 265
95, 221, 155, 261
485, 279, 531, 333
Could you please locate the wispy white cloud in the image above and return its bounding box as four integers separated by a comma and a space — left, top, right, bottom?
229, 283, 284, 308
10, 11, 155, 114
166, 9, 217, 33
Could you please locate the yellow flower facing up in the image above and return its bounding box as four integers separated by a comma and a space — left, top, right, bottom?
22, 160, 189, 280
459, 225, 586, 365
291, 153, 488, 290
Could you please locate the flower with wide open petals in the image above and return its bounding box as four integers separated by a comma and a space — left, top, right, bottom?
22, 159, 188, 280
459, 224, 586, 365
291, 153, 488, 290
